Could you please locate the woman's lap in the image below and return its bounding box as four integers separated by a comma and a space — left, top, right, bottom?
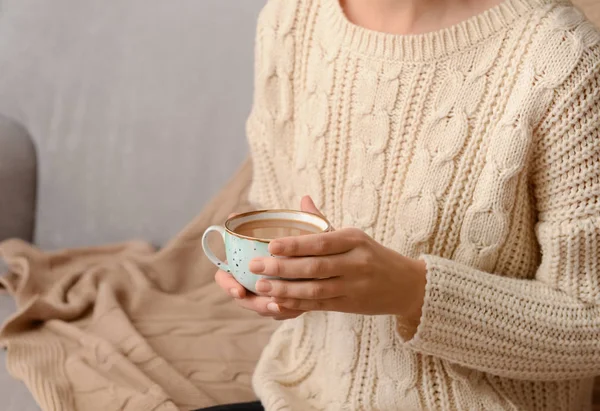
194, 402, 264, 411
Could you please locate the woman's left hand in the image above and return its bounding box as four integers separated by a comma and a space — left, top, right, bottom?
250, 196, 428, 323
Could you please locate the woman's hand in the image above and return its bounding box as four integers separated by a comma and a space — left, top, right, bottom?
214, 212, 306, 321
214, 268, 305, 320
214, 196, 428, 326
250, 196, 428, 324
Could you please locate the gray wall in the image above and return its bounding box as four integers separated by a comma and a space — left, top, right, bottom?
0, 0, 263, 248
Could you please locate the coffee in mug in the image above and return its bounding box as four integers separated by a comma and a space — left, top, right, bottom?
233, 218, 322, 239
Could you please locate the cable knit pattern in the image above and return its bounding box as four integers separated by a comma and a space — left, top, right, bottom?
248, 0, 600, 409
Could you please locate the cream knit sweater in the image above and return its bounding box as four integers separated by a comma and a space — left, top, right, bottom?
246, 0, 600, 410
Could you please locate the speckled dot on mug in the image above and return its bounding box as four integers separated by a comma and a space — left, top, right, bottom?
202, 210, 332, 293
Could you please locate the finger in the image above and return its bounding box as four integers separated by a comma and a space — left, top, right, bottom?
228, 213, 239, 219
268, 228, 364, 257
214, 270, 247, 299
274, 297, 343, 312
236, 299, 304, 319
251, 254, 350, 279
234, 294, 289, 317
256, 277, 345, 299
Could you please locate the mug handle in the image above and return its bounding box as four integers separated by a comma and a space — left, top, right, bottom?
201, 225, 231, 273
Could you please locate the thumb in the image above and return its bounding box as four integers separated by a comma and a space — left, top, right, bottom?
301, 195, 335, 231
301, 195, 324, 217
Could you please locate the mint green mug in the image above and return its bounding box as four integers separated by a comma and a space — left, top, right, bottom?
202, 210, 332, 293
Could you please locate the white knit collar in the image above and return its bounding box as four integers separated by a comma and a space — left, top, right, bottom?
321, 0, 569, 62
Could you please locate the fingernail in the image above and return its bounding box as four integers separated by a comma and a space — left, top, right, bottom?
267, 302, 280, 313
256, 280, 272, 293
229, 288, 241, 299
249, 260, 265, 273
269, 241, 284, 254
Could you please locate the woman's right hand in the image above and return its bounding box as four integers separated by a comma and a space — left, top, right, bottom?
214, 269, 304, 320
214, 213, 304, 321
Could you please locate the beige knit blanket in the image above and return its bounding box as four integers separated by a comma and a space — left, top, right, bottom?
0, 161, 277, 411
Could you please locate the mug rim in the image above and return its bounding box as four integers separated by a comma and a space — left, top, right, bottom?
224, 209, 333, 243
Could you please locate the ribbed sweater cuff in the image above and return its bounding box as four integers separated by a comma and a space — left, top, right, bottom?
401, 254, 600, 380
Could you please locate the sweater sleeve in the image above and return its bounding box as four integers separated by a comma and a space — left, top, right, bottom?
403, 50, 600, 381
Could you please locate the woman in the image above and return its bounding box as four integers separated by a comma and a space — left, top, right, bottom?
210, 0, 600, 409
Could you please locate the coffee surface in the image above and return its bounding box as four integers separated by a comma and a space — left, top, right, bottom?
233, 218, 322, 239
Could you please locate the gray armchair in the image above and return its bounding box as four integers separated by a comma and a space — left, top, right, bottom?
0, 115, 36, 244
0, 118, 36, 409
0, 116, 37, 410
